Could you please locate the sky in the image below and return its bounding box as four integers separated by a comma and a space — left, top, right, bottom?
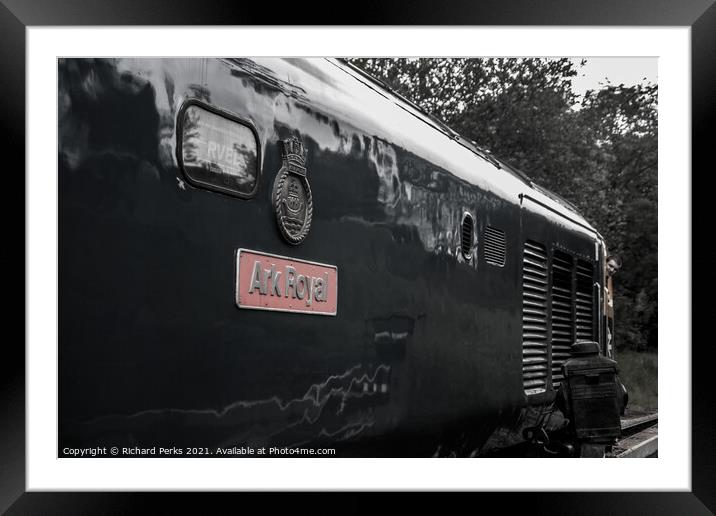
568, 57, 657, 98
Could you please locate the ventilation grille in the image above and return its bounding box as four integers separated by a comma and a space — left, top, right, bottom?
521, 243, 597, 394
484, 226, 507, 266
460, 213, 474, 260
575, 259, 594, 341
521, 241, 549, 395
550, 250, 574, 388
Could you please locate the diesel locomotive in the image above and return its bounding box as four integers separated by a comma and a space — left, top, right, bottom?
59, 57, 624, 457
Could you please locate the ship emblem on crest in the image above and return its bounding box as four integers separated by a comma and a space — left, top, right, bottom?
272, 137, 313, 245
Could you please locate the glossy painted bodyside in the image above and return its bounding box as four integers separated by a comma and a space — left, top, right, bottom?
58, 58, 602, 456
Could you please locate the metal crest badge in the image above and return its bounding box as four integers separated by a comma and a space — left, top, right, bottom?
273, 137, 313, 245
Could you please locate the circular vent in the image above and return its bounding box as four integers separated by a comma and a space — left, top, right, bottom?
460, 212, 474, 260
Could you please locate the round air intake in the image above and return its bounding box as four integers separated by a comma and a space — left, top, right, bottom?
460, 212, 474, 260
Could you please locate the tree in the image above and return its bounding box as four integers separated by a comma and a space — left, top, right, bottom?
580, 83, 658, 350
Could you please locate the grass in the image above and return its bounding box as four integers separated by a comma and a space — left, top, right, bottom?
615, 349, 658, 416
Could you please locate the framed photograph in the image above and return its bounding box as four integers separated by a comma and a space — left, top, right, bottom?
5, 0, 710, 512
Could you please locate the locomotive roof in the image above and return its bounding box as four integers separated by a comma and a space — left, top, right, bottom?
234, 58, 598, 238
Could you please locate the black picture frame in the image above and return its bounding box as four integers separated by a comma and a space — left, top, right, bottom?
4, 0, 711, 513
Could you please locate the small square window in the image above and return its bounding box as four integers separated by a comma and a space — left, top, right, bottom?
179, 102, 260, 198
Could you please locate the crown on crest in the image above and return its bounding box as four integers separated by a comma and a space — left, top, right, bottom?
281, 137, 308, 175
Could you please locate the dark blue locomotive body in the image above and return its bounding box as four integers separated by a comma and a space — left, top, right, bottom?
59, 58, 613, 456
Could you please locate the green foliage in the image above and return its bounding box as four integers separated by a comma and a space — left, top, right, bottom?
348, 58, 658, 351
616, 349, 658, 414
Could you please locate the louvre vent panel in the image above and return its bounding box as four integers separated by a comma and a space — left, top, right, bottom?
521, 241, 548, 394
550, 250, 574, 388
484, 226, 507, 266
522, 241, 598, 395
575, 259, 594, 341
